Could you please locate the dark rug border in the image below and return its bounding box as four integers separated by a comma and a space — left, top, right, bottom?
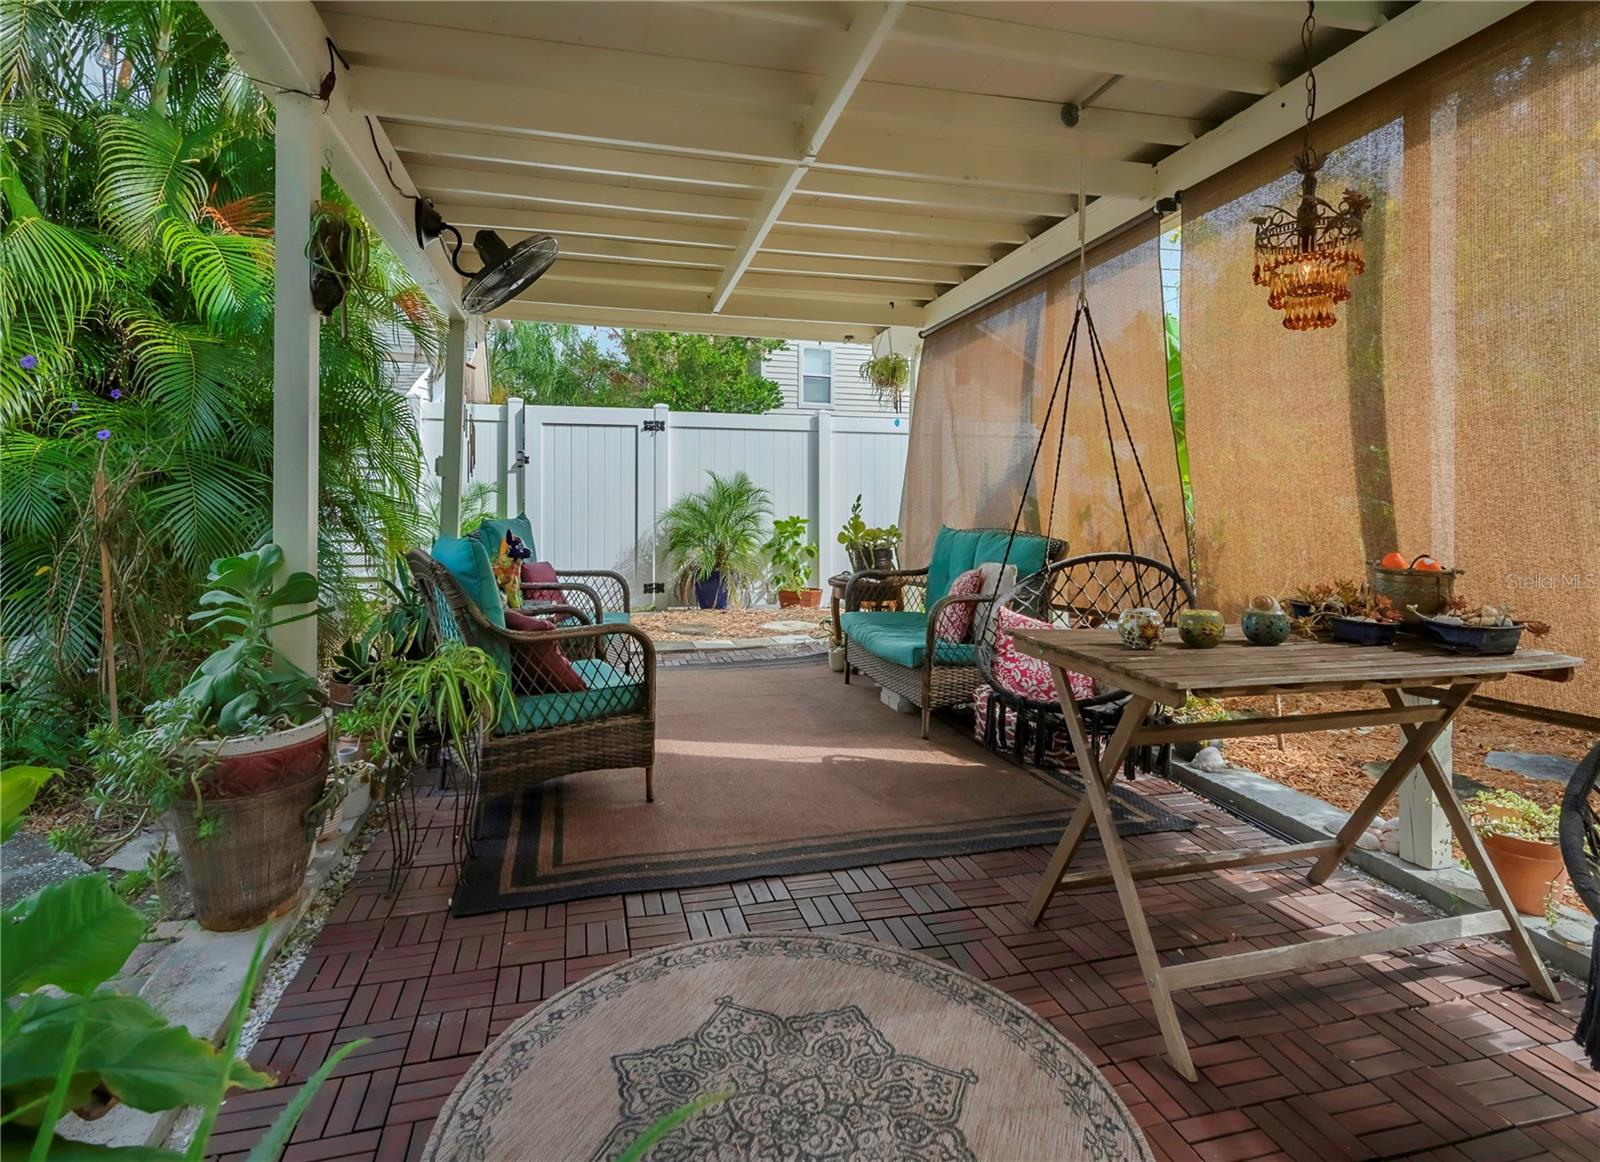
450, 771, 1194, 916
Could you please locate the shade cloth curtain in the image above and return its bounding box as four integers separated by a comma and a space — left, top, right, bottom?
1181, 1, 1599, 715
900, 219, 1185, 576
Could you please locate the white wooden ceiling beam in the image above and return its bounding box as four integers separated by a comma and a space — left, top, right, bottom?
815, 130, 1154, 197
1195, 2, 1394, 33
712, 2, 905, 313
407, 165, 754, 224
434, 201, 998, 267
198, 1, 463, 318
494, 299, 873, 344
921, 0, 1528, 332
509, 280, 919, 329
538, 258, 938, 305
845, 88, 1211, 149
800, 171, 1072, 219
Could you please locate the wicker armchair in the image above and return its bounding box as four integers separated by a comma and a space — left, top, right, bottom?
472, 514, 632, 626
842, 526, 1066, 737
976, 553, 1195, 774
406, 550, 657, 807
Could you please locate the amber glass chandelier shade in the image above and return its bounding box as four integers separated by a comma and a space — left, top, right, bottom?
1252, 183, 1369, 330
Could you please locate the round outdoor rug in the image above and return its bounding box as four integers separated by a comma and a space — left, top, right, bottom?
422, 933, 1151, 1162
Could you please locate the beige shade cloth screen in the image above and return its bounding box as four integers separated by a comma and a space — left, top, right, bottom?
901, 219, 1187, 577
1181, 2, 1599, 716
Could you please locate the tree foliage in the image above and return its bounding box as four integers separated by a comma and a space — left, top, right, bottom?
0, 0, 443, 752
489, 322, 784, 413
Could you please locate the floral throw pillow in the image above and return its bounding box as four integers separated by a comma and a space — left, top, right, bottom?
933, 567, 986, 642
991, 606, 1095, 703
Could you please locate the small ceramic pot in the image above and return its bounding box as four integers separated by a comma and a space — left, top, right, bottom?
1241, 608, 1291, 646
1117, 607, 1164, 651
1177, 609, 1225, 649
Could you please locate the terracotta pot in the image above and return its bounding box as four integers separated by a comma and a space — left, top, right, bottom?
777, 587, 823, 608
328, 679, 356, 708
1480, 831, 1566, 916
170, 713, 330, 931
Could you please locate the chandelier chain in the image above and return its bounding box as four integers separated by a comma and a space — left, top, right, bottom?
1301, 2, 1318, 155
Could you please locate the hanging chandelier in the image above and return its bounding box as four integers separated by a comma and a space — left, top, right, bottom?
1251, 1, 1370, 331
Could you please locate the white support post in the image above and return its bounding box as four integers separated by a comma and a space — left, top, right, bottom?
815, 409, 835, 584
505, 397, 526, 518
1397, 690, 1453, 869
650, 402, 672, 608
271, 93, 321, 675
438, 316, 468, 538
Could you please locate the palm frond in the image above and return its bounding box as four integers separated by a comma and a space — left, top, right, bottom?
96, 110, 217, 246
155, 215, 270, 329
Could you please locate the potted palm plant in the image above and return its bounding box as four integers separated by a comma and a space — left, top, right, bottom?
90, 546, 329, 931
658, 470, 772, 609
764, 514, 820, 607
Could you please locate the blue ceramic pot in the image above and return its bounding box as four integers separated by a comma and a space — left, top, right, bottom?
1241, 608, 1291, 646
693, 571, 729, 610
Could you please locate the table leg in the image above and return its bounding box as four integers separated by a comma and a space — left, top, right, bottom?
1308, 683, 1476, 885
1025, 689, 1150, 925
1383, 689, 1560, 1000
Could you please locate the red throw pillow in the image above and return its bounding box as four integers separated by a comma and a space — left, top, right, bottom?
934, 567, 985, 642
520, 561, 564, 607
991, 606, 1094, 703
503, 610, 587, 695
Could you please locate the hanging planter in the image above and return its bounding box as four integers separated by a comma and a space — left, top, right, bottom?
307, 202, 372, 335
860, 352, 910, 413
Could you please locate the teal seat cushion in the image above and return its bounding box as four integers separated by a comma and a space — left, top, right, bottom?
601, 610, 632, 625
840, 611, 975, 670
499, 658, 644, 733
925, 525, 1051, 603
477, 513, 537, 560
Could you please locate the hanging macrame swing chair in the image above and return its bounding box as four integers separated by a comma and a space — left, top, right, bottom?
976, 244, 1197, 775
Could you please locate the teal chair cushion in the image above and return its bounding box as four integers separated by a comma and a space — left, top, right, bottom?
601, 610, 632, 625
431, 537, 510, 672
840, 611, 975, 670
477, 513, 537, 560
925, 525, 1051, 603
499, 658, 644, 733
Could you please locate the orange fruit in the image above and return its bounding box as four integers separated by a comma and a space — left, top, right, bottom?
1379, 551, 1407, 570
1412, 555, 1444, 572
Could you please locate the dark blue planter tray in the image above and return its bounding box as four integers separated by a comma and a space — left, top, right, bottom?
1328, 616, 1401, 646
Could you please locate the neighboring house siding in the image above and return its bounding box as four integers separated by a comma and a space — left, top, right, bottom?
763, 341, 897, 417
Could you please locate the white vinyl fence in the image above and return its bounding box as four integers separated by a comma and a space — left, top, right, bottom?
418, 400, 909, 606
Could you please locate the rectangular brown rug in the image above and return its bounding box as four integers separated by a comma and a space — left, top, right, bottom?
451, 656, 1194, 915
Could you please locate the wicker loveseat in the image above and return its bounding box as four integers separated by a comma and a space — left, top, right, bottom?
842, 526, 1065, 737
472, 513, 633, 627
406, 542, 657, 806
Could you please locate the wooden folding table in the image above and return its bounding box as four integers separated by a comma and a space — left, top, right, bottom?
1011, 626, 1582, 1082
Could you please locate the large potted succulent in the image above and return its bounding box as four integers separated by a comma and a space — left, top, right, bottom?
658, 470, 772, 609
91, 546, 330, 931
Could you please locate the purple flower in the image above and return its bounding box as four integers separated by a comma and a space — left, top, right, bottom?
69, 401, 78, 412
109, 389, 122, 400
19, 354, 37, 370
96, 429, 111, 441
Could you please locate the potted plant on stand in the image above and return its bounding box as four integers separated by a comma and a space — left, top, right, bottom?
837, 495, 874, 573
90, 546, 330, 932
765, 515, 820, 607
659, 470, 772, 609
1468, 789, 1566, 916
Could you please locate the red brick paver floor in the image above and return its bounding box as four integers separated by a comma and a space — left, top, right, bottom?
211, 775, 1598, 1162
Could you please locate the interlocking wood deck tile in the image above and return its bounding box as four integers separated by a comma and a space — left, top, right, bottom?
210, 773, 1596, 1162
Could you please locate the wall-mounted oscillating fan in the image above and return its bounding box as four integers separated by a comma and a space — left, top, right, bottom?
414, 198, 558, 314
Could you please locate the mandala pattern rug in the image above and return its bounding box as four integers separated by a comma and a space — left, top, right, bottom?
451, 657, 1193, 915
421, 933, 1152, 1162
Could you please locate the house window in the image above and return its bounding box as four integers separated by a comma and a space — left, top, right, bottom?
801, 346, 833, 405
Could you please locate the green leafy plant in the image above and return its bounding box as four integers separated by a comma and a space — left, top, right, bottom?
371, 640, 509, 769
178, 546, 323, 736
613, 1092, 731, 1162
658, 470, 772, 601
0, 766, 364, 1159
837, 495, 871, 558
763, 515, 818, 593
860, 352, 910, 412
1467, 788, 1559, 843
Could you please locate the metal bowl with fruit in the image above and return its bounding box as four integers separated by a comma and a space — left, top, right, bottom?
1368, 552, 1462, 621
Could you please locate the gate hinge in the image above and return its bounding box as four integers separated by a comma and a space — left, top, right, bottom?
643, 582, 666, 594
642, 419, 666, 432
